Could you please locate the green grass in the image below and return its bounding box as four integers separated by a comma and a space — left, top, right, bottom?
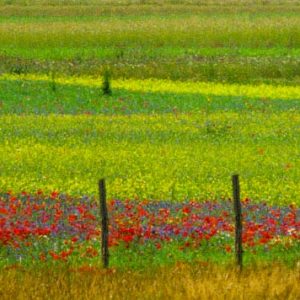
2, 55, 299, 84
4, 15, 297, 48
0, 3, 299, 84
1, 78, 300, 115
2, 46, 300, 60
1, 238, 299, 270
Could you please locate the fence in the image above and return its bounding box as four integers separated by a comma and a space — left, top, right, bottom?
99, 174, 244, 270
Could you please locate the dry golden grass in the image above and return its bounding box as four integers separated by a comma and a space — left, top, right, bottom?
1, 263, 299, 300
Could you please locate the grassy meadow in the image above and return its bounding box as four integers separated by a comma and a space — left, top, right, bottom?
0, 1, 299, 298
0, 1, 299, 83
1, 74, 300, 204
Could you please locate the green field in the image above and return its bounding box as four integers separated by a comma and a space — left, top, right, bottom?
0, 2, 299, 297
0, 1, 299, 84
0, 1, 300, 204
1, 76, 300, 204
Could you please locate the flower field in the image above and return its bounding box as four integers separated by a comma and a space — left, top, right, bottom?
1, 110, 300, 205
0, 191, 299, 268
0, 1, 300, 298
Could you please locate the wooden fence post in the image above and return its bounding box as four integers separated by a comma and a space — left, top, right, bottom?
232, 174, 243, 271
99, 178, 109, 268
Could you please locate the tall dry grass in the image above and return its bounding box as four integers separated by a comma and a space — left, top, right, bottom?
1, 263, 299, 299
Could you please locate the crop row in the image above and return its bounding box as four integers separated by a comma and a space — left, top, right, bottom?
2, 77, 300, 115
1, 13, 299, 49
1, 0, 300, 16
2, 56, 299, 84
2, 74, 300, 99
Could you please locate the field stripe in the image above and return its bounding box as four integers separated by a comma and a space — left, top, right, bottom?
1, 73, 300, 100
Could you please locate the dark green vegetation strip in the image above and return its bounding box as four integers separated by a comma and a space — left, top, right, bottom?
1, 0, 300, 17
1, 79, 300, 115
